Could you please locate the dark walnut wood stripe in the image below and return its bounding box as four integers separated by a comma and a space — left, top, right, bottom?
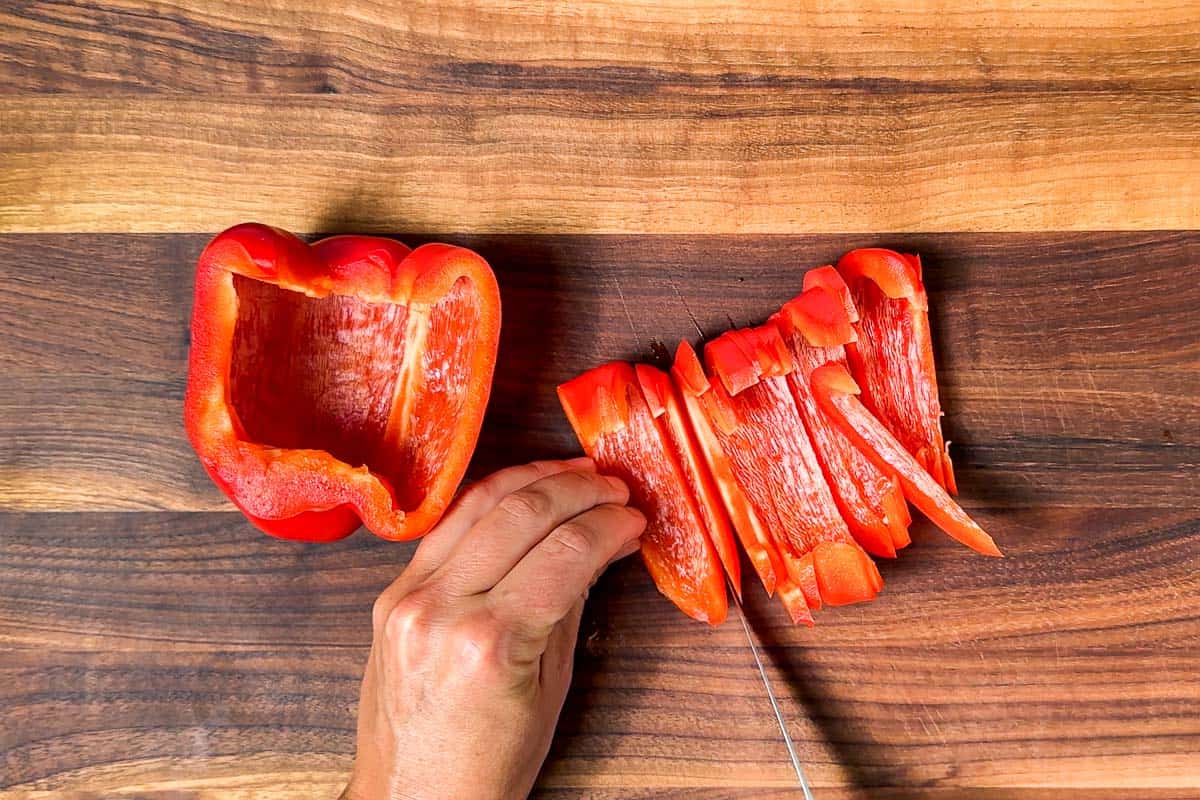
1, 232, 1196, 512
3, 507, 1197, 652
1, 507, 1197, 792
2, 1, 1196, 94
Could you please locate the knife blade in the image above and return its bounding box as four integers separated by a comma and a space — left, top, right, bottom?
730, 590, 815, 799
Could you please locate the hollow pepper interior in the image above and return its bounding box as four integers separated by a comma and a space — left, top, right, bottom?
228, 274, 479, 513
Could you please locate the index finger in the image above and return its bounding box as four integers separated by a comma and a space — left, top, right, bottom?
487, 502, 646, 646
408, 457, 594, 577
431, 467, 632, 595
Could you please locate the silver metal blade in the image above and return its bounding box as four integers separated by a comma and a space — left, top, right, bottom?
731, 591, 815, 799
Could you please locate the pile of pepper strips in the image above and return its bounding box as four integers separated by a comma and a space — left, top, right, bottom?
558, 249, 1001, 626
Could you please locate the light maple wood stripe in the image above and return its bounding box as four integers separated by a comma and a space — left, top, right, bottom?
2, 0, 1197, 93
1, 93, 1195, 233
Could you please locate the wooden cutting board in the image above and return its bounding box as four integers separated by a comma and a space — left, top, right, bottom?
1, 3, 1197, 798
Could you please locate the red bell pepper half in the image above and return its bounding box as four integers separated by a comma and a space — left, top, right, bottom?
810, 363, 1001, 557
185, 223, 501, 542
674, 328, 883, 619
771, 282, 912, 559
834, 250, 958, 494
558, 363, 729, 624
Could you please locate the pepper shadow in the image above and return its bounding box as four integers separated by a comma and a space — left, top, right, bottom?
870, 236, 1043, 511
411, 233, 577, 476
308, 192, 580, 476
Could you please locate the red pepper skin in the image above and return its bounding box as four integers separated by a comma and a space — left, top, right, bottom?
699, 326, 882, 611
811, 364, 1002, 557
790, 553, 821, 610
558, 363, 729, 625
772, 286, 912, 559
185, 223, 500, 542
836, 249, 958, 494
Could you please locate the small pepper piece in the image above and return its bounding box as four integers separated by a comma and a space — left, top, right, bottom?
810, 363, 1001, 557
835, 250, 958, 494
185, 223, 500, 541
559, 363, 730, 624
771, 281, 912, 558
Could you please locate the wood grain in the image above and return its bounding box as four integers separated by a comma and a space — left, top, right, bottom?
3, 232, 1196, 513
4, 0, 1198, 93
1, 90, 1196, 233
1, 506, 1197, 793
2, 230, 1197, 794
3, 1, 1198, 795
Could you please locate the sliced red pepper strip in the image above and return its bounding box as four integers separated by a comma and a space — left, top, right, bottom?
784, 273, 859, 347
836, 248, 958, 494
777, 578, 817, 626
700, 325, 881, 610
772, 286, 911, 559
792, 553, 822, 610
185, 223, 500, 542
811, 364, 1002, 557
672, 341, 789, 603
881, 480, 913, 550
635, 364, 742, 598
558, 363, 729, 625
557, 360, 633, 451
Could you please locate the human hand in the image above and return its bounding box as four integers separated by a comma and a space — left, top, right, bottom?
342, 458, 646, 800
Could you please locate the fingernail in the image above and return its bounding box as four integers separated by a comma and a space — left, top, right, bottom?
615, 538, 641, 559
623, 506, 647, 535
565, 456, 594, 468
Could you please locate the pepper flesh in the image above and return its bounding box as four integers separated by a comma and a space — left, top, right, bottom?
185, 223, 500, 541
558, 363, 729, 624
811, 363, 1001, 557
772, 284, 912, 558
692, 326, 882, 610
836, 249, 958, 494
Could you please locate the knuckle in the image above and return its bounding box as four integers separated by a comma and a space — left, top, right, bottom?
446, 609, 507, 675
546, 521, 595, 560
371, 594, 392, 632
499, 487, 554, 522
381, 593, 436, 652
527, 460, 560, 479
457, 478, 498, 510
561, 467, 604, 493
